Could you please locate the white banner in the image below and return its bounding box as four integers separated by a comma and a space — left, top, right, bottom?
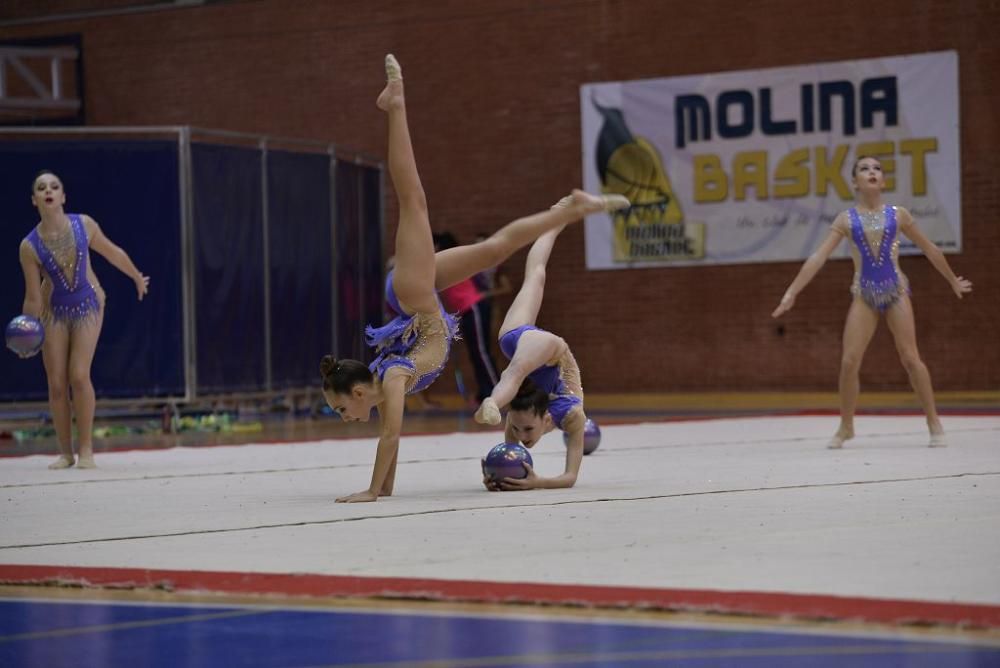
580, 51, 961, 269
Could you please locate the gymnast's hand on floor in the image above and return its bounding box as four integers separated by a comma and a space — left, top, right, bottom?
336, 489, 378, 503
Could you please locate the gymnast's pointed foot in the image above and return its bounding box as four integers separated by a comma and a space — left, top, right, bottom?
474, 397, 502, 426
377, 54, 405, 111
385, 53, 402, 81
599, 193, 631, 212
563, 190, 630, 215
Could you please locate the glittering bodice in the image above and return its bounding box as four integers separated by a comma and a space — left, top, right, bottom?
37, 221, 82, 288
855, 207, 896, 263
25, 214, 103, 325
845, 205, 908, 309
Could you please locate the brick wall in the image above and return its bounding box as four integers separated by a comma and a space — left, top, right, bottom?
3, 0, 997, 392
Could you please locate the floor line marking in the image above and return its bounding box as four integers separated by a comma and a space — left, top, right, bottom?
0, 471, 996, 550
2, 425, 996, 490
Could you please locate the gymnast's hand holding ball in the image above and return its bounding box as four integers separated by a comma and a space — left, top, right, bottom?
481, 442, 537, 491
482, 460, 539, 492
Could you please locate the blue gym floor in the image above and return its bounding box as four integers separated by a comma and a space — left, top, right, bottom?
2, 596, 999, 667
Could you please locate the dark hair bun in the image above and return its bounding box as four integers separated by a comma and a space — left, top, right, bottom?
509, 377, 549, 417
515, 377, 538, 398
319, 355, 337, 377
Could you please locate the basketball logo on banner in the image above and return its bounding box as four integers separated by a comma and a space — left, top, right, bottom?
593, 99, 705, 263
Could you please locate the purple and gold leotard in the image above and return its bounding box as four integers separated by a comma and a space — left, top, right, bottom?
499, 324, 583, 430
365, 271, 459, 395
840, 205, 910, 312
25, 214, 103, 328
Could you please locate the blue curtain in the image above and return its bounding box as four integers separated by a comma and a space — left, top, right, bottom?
191, 143, 266, 394
360, 166, 383, 341
334, 161, 383, 364
334, 162, 364, 361
266, 150, 333, 389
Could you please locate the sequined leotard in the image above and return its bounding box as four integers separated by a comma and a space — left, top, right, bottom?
365, 270, 459, 395
499, 325, 583, 430
835, 205, 910, 312
25, 214, 103, 328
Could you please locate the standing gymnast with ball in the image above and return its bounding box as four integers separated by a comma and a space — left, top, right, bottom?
17, 170, 150, 469
320, 54, 628, 503
474, 223, 591, 491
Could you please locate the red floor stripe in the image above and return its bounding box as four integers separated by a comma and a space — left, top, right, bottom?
1, 564, 997, 628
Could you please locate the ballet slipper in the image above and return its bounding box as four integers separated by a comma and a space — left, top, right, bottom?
928, 432, 948, 448
48, 455, 75, 470
563, 190, 631, 215
474, 398, 501, 426
385, 53, 402, 81
827, 428, 853, 449
600, 194, 630, 212
76, 454, 97, 469
377, 55, 405, 111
